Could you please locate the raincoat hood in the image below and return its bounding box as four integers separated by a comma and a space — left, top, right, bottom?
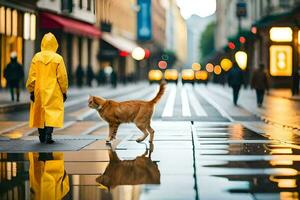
41, 33, 58, 52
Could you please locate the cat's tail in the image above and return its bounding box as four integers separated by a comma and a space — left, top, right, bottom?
150, 81, 166, 104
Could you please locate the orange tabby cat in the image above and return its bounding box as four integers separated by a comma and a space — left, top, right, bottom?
88, 82, 166, 143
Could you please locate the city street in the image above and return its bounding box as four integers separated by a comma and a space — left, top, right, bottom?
1, 83, 300, 199
2, 1, 300, 199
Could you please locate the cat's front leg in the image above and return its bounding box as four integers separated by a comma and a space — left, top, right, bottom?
106, 123, 119, 143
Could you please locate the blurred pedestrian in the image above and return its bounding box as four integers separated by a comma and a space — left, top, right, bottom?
110, 69, 117, 88
4, 52, 24, 102
97, 68, 106, 85
251, 64, 269, 107
228, 62, 244, 106
26, 33, 68, 144
76, 65, 84, 87
86, 65, 94, 87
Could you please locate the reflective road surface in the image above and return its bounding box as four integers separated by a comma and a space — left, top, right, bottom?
1, 83, 300, 200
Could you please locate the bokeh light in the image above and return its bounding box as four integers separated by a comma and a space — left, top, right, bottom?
158, 60, 168, 69
220, 58, 233, 71
235, 51, 247, 70
195, 70, 208, 80
192, 63, 201, 71
214, 65, 222, 75
205, 63, 214, 72
132, 47, 145, 60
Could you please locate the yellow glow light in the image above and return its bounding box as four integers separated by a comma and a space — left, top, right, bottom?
0, 7, 5, 34
270, 45, 292, 76
23, 13, 30, 40
270, 27, 293, 42
214, 65, 222, 75
220, 58, 232, 71
148, 70, 163, 81
195, 70, 208, 80
235, 51, 247, 70
205, 63, 214, 72
132, 47, 145, 60
6, 8, 11, 36
181, 69, 195, 80
192, 63, 201, 71
30, 14, 36, 40
12, 10, 17, 36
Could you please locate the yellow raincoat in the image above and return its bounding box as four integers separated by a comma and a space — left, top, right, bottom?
28, 152, 70, 200
26, 33, 68, 128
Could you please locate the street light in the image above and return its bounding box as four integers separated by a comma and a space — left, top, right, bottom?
132, 47, 145, 61
235, 51, 247, 70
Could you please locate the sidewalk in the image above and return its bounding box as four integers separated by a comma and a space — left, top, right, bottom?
268, 88, 300, 101
208, 84, 300, 130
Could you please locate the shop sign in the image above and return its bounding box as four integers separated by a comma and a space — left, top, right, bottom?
137, 0, 152, 41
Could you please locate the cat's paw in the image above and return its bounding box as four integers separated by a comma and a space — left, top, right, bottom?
136, 138, 144, 143
105, 137, 113, 144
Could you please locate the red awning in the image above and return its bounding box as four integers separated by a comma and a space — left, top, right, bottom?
40, 12, 101, 38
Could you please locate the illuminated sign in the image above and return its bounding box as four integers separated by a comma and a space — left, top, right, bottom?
270, 27, 293, 42
270, 45, 292, 76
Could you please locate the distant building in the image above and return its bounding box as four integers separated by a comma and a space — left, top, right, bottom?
164, 0, 187, 68
186, 15, 215, 67
95, 0, 138, 83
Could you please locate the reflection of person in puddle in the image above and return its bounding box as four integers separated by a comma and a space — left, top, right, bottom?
96, 143, 160, 190
28, 152, 70, 200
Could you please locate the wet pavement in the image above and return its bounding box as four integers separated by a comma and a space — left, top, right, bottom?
1, 83, 300, 199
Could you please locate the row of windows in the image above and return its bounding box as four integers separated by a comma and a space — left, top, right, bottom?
61, 0, 94, 13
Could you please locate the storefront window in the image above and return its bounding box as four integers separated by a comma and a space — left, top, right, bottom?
270, 27, 293, 42
6, 8, 11, 36
23, 13, 30, 40
0, 7, 5, 34
30, 14, 36, 40
12, 10, 18, 36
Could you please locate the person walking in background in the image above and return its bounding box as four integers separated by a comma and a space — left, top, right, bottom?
76, 65, 84, 87
26, 33, 68, 144
86, 65, 95, 87
97, 68, 106, 86
110, 69, 117, 88
4, 52, 24, 102
228, 62, 244, 106
251, 64, 269, 107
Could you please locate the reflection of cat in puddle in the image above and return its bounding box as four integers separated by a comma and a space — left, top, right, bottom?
96, 144, 160, 190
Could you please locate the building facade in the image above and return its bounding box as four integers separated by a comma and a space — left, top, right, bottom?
215, 0, 300, 92
95, 0, 138, 83
0, 0, 38, 88
37, 0, 100, 86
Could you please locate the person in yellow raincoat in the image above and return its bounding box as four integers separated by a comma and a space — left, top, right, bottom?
28, 152, 70, 200
26, 33, 68, 144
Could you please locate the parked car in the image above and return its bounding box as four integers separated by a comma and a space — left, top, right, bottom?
148, 70, 163, 84
164, 69, 178, 83
181, 69, 194, 84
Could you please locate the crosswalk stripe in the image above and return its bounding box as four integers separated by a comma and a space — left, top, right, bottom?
186, 85, 208, 116
162, 84, 177, 117
195, 85, 233, 121
181, 85, 191, 117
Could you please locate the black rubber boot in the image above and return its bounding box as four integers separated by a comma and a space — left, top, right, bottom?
45, 127, 55, 144
38, 128, 46, 143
